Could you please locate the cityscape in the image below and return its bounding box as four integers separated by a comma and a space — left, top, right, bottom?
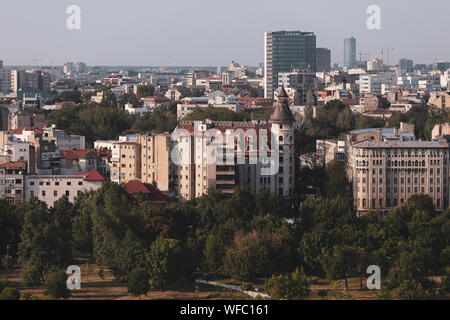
0, 0, 449, 307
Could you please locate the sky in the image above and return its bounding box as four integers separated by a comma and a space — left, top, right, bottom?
0, 0, 448, 67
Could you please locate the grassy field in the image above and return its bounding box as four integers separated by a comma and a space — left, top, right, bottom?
0, 262, 250, 300
1, 262, 446, 300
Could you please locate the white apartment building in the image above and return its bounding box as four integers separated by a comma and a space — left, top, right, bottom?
359, 72, 397, 94
25, 170, 105, 207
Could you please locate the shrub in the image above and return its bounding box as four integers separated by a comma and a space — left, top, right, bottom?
45, 270, 70, 299
240, 282, 253, 291
0, 288, 21, 300
0, 278, 10, 292
265, 268, 310, 300
318, 289, 328, 298
127, 268, 150, 299
22, 266, 42, 286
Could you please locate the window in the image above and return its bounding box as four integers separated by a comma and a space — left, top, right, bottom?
54, 191, 58, 197
67, 182, 71, 186
66, 191, 70, 196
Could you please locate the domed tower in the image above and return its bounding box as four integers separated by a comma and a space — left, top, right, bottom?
269, 87, 295, 198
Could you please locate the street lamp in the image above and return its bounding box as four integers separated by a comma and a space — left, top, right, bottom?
6, 244, 11, 258
6, 244, 12, 270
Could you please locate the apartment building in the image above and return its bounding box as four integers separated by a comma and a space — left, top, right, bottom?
25, 169, 105, 207
348, 138, 450, 215
110, 142, 141, 184
0, 142, 35, 174
0, 161, 26, 204
138, 133, 171, 192
174, 87, 296, 201
432, 123, 450, 140
8, 112, 47, 131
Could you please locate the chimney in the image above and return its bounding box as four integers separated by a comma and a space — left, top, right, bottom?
377, 128, 383, 141
394, 127, 399, 137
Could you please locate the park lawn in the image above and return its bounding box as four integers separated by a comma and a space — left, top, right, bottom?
0, 262, 249, 300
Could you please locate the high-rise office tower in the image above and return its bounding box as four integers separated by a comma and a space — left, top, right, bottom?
316, 48, 331, 72
344, 37, 357, 69
264, 31, 316, 99
399, 58, 414, 73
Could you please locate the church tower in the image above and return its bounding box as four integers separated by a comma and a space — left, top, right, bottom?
269, 87, 295, 198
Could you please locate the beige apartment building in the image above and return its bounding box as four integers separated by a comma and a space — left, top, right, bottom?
432, 123, 450, 140
0, 161, 26, 204
98, 88, 296, 202
173, 87, 296, 202
24, 170, 105, 207
138, 133, 171, 192
111, 142, 141, 184
348, 139, 449, 215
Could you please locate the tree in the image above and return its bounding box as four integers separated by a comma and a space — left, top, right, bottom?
146, 238, 184, 291
265, 268, 310, 300
91, 183, 147, 280
45, 270, 70, 299
250, 88, 259, 98
223, 232, 270, 281
321, 246, 360, 290
22, 266, 42, 286
0, 199, 21, 258
0, 287, 21, 300
72, 195, 94, 256
127, 268, 150, 299
101, 88, 117, 107
397, 279, 425, 300
441, 268, 450, 294
18, 200, 72, 279
137, 84, 155, 97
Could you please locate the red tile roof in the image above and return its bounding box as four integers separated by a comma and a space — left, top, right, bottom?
12, 127, 44, 135
124, 180, 167, 204
61, 149, 99, 160
76, 169, 105, 181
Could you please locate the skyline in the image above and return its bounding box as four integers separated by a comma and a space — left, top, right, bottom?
0, 0, 449, 66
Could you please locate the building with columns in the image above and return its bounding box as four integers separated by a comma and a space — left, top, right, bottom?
348, 137, 450, 215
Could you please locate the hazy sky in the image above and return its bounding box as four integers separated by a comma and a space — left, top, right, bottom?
0, 0, 448, 67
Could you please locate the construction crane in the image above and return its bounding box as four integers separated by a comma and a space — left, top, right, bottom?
358, 52, 372, 65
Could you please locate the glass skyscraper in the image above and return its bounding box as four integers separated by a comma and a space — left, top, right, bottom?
344, 37, 356, 69
264, 31, 316, 99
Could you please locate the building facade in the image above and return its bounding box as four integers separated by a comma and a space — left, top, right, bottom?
316, 48, 331, 72
348, 138, 449, 215
24, 170, 104, 207
264, 31, 316, 99
344, 37, 356, 69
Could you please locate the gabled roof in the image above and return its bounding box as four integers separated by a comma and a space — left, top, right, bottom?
124, 180, 167, 204
75, 169, 105, 181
